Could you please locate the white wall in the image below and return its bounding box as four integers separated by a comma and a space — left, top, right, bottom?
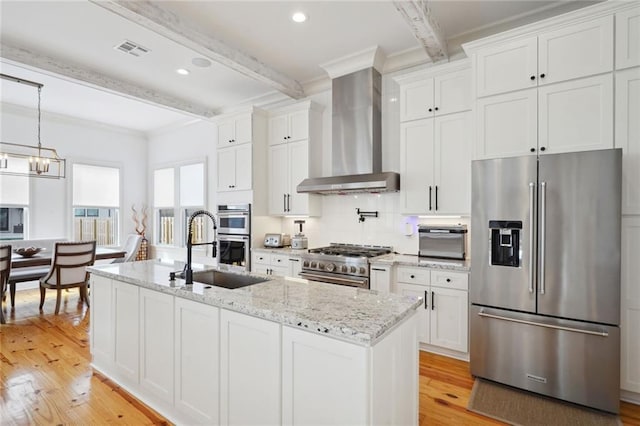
0, 103, 147, 243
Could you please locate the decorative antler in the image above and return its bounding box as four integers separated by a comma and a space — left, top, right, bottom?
131, 204, 147, 236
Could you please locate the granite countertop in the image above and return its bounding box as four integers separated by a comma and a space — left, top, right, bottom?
252, 247, 306, 256
88, 260, 421, 346
371, 253, 470, 272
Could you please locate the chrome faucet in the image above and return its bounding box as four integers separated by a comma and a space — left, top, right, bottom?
184, 209, 217, 284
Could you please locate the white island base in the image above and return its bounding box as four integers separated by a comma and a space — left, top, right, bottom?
89, 269, 419, 425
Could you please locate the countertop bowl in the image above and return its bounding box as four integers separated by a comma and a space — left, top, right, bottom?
13, 247, 45, 258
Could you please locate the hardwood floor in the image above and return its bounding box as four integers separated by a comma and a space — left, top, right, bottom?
2, 288, 639, 425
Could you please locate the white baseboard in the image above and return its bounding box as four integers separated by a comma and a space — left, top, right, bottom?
419, 343, 469, 361
621, 390, 640, 406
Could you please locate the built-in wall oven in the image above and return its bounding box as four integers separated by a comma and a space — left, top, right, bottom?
217, 204, 251, 235
217, 204, 251, 271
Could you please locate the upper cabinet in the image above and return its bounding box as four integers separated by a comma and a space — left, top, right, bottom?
400, 67, 471, 122
475, 16, 613, 98
217, 113, 252, 147
215, 108, 267, 194
268, 109, 309, 145
616, 67, 640, 215
616, 6, 640, 70
267, 101, 323, 216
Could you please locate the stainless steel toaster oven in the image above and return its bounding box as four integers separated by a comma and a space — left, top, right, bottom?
418, 225, 467, 260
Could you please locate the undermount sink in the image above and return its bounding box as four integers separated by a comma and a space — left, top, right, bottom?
190, 270, 268, 290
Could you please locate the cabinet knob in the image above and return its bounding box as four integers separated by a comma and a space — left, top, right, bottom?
540, 73, 546, 79
540, 147, 546, 152
446, 278, 451, 283
410, 274, 415, 279
530, 75, 536, 81
428, 108, 433, 112
530, 148, 536, 153
283, 136, 286, 140
434, 107, 439, 111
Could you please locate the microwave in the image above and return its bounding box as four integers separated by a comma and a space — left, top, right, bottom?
418, 225, 467, 260
217, 204, 250, 235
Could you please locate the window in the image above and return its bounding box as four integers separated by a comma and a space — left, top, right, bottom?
153, 162, 205, 247
0, 158, 30, 240
72, 163, 120, 246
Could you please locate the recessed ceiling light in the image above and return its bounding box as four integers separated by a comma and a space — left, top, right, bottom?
176, 68, 190, 75
292, 12, 307, 23
192, 57, 212, 68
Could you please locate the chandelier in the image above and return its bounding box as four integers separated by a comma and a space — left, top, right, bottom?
0, 73, 66, 179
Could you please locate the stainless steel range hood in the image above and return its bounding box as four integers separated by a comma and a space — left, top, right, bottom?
297, 67, 400, 194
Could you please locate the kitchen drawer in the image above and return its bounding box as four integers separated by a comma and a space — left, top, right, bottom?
253, 253, 271, 265
396, 267, 430, 286
270, 253, 289, 267
431, 270, 468, 291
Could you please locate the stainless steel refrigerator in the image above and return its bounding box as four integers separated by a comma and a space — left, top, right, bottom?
470, 149, 622, 414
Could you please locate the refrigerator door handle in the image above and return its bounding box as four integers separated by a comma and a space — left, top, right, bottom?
529, 182, 535, 294
540, 181, 547, 295
477, 310, 609, 337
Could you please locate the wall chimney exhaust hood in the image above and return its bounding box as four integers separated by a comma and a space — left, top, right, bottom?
297, 52, 399, 195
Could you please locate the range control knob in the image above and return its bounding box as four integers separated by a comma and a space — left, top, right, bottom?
359, 267, 366, 274
341, 265, 348, 273
303, 260, 309, 267
350, 266, 357, 273
325, 263, 336, 272
318, 263, 324, 269
310, 262, 317, 268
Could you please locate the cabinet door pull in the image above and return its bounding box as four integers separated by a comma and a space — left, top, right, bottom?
371, 268, 385, 271
287, 194, 291, 212
431, 291, 435, 310
530, 75, 536, 81
283, 194, 287, 212
289, 258, 299, 262
540, 73, 546, 79
429, 186, 432, 210
424, 291, 428, 309
435, 185, 438, 211
530, 148, 536, 153
540, 147, 546, 152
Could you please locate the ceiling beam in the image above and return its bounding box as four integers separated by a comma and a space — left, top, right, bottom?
1, 43, 214, 117
91, 0, 305, 100
393, 0, 448, 62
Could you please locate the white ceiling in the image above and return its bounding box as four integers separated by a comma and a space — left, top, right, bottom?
0, 0, 600, 133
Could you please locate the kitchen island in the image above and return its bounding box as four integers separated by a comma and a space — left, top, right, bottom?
87, 260, 421, 425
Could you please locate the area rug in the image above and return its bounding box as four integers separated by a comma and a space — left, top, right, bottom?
467, 379, 621, 426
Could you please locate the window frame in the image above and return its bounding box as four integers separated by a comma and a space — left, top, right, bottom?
152, 159, 207, 248
69, 160, 123, 247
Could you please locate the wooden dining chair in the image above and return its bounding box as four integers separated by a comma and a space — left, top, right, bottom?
0, 245, 11, 324
39, 241, 96, 315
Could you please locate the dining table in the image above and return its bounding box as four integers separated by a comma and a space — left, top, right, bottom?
10, 246, 127, 269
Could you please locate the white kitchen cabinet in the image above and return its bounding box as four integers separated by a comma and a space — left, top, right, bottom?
538, 73, 613, 155
399, 68, 471, 122
269, 109, 308, 145
616, 67, 640, 215
401, 112, 471, 214
90, 275, 113, 368
395, 266, 468, 354
475, 16, 613, 97
217, 113, 252, 148
267, 101, 322, 216
621, 217, 640, 394
616, 6, 640, 70
476, 74, 613, 159
476, 88, 538, 158
139, 288, 174, 406
282, 326, 368, 425
252, 251, 299, 277
217, 143, 252, 191
220, 309, 281, 426
370, 264, 392, 293
269, 140, 316, 215
174, 298, 220, 425
113, 280, 139, 385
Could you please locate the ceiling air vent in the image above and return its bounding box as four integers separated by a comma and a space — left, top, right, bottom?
114, 40, 150, 57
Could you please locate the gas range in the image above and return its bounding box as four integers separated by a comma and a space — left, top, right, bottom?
300, 243, 392, 289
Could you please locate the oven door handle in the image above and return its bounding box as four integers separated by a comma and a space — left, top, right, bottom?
217, 235, 250, 242
299, 272, 368, 288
